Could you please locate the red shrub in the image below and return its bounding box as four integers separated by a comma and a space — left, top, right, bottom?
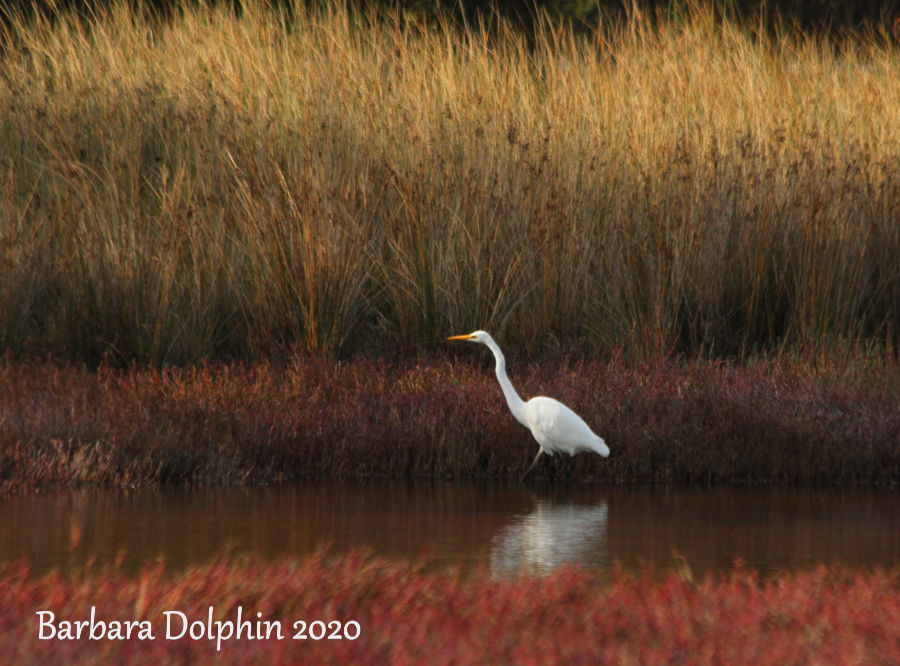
1, 356, 899, 488
2, 554, 899, 664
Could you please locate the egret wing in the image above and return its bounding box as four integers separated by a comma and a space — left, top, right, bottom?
527, 397, 607, 457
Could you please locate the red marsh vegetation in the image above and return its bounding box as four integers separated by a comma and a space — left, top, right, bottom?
2, 552, 899, 664
1, 354, 898, 490
2, 3, 900, 490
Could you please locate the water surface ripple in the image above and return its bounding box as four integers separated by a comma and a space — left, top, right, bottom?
2, 482, 898, 577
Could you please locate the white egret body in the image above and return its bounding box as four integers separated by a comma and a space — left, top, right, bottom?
448, 331, 609, 480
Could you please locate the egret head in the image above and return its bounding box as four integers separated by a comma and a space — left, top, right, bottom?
447, 330, 492, 345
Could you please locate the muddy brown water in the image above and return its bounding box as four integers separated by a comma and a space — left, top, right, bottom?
1, 482, 899, 577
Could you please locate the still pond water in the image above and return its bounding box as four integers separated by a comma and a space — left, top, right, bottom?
2, 482, 899, 577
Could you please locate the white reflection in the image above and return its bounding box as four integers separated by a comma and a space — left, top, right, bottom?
490, 500, 608, 577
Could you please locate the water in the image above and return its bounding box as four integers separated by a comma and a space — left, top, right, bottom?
1, 482, 898, 578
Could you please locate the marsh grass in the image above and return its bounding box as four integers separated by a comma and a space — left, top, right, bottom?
1, 2, 899, 363
2, 354, 898, 489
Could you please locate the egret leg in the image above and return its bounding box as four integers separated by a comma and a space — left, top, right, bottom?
560, 454, 570, 482
521, 449, 544, 482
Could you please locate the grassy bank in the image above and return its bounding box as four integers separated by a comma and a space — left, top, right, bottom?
1, 355, 898, 490
1, 3, 899, 363
2, 551, 900, 663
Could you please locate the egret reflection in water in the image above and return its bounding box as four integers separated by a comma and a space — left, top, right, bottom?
2, 484, 898, 578
490, 499, 609, 577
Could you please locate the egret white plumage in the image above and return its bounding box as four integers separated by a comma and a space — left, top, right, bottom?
447, 331, 609, 481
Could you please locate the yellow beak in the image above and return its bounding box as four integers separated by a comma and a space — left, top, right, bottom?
447, 334, 474, 341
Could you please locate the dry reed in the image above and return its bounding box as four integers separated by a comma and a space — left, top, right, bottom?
0, 3, 898, 363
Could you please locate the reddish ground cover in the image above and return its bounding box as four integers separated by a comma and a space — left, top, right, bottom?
1, 553, 898, 664
1, 356, 899, 489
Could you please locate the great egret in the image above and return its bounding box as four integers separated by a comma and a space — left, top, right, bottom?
447, 331, 609, 481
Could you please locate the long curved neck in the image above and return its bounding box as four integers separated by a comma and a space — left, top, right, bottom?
483, 337, 528, 426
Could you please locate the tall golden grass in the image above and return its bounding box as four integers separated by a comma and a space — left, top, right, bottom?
1, 2, 898, 363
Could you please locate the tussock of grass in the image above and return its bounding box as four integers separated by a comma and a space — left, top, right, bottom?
1, 3, 899, 363
3, 552, 900, 663
1, 355, 898, 490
